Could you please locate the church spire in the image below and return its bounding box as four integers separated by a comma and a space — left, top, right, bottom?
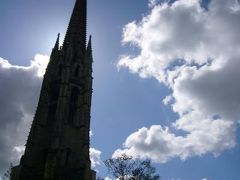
63, 0, 87, 50
87, 35, 92, 52
11, 0, 95, 178
54, 33, 60, 51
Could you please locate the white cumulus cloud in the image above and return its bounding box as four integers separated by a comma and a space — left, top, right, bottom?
90, 147, 102, 169
0, 55, 46, 173
104, 176, 114, 180
116, 0, 240, 163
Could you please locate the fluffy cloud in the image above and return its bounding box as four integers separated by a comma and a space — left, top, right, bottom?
0, 55, 46, 173
116, 0, 240, 162
90, 148, 102, 169
104, 177, 113, 180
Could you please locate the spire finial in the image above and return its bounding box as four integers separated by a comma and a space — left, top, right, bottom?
54, 33, 60, 50
87, 35, 92, 51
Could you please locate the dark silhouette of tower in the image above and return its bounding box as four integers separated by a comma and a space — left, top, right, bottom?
10, 0, 95, 179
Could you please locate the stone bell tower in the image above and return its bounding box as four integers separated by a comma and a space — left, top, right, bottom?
10, 0, 95, 179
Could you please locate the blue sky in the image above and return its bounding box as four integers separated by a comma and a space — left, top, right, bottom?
0, 0, 240, 179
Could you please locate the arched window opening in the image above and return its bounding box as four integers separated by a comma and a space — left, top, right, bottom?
43, 149, 48, 166
48, 104, 57, 122
74, 66, 80, 77
50, 85, 60, 101
58, 64, 63, 77
68, 87, 79, 125
48, 85, 60, 122
65, 149, 70, 167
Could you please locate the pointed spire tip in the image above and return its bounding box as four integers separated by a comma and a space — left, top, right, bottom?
63, 0, 87, 50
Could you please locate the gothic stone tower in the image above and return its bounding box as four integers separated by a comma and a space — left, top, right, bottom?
10, 0, 95, 179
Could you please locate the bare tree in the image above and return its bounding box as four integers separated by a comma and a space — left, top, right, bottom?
104, 154, 160, 180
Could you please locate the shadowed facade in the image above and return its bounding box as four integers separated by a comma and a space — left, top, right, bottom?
10, 0, 95, 179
